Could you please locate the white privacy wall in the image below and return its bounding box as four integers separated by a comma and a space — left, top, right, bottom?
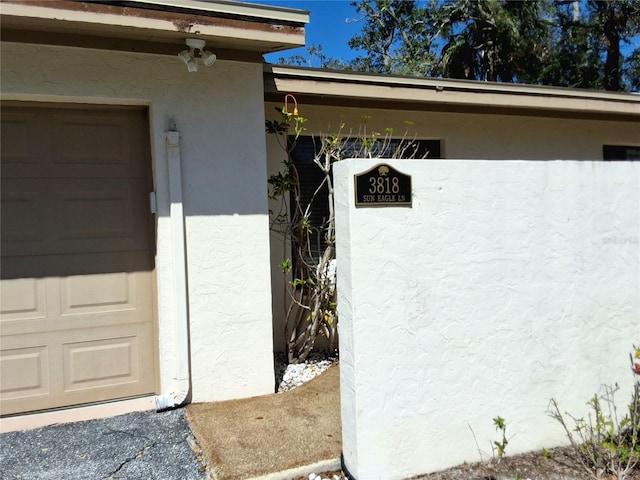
1, 42, 275, 403
335, 159, 640, 479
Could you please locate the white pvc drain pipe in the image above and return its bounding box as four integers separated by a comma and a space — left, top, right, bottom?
155, 129, 191, 410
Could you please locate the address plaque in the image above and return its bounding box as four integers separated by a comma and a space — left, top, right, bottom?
354, 163, 412, 207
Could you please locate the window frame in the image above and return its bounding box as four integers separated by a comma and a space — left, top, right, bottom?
603, 145, 640, 161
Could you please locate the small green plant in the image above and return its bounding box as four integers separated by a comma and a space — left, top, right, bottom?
469, 416, 513, 465
547, 346, 640, 480
492, 416, 509, 462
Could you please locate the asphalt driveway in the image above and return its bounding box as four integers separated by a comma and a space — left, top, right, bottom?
0, 408, 206, 480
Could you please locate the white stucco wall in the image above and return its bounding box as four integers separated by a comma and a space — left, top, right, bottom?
265, 102, 640, 160
2, 42, 275, 402
265, 102, 640, 352
334, 158, 639, 479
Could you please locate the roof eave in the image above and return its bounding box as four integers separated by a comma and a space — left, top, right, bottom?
0, 0, 308, 58
265, 65, 640, 120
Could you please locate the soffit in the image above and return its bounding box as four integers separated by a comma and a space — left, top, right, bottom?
1, 0, 308, 60
264, 66, 640, 121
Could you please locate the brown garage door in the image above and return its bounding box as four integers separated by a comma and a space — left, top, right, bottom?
0, 104, 157, 415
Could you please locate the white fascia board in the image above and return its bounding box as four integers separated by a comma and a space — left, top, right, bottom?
126, 0, 309, 24
267, 66, 640, 117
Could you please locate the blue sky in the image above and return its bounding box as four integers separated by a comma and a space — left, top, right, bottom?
245, 0, 362, 65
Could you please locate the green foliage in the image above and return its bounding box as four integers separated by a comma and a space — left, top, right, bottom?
589, 0, 640, 91
492, 416, 510, 462
624, 47, 640, 91
433, 0, 528, 82
469, 415, 512, 466
547, 346, 640, 479
268, 161, 298, 200
275, 44, 352, 70
279, 258, 292, 274
348, 0, 433, 75
265, 119, 288, 135
275, 0, 640, 91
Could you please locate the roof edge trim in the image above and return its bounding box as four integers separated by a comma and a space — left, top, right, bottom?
265, 65, 640, 106
118, 0, 309, 24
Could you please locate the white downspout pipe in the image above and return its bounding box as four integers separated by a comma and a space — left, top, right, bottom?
155, 129, 191, 410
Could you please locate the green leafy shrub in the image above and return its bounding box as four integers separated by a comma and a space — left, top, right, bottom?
548, 346, 640, 480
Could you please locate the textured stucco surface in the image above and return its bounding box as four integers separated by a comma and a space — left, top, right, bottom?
264, 101, 640, 352
265, 102, 640, 160
335, 159, 640, 479
1, 42, 275, 403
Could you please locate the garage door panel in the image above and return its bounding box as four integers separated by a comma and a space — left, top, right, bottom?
0, 111, 47, 177
0, 277, 47, 323
0, 345, 50, 401
0, 257, 53, 337
54, 118, 126, 165
59, 323, 155, 400
1, 180, 46, 251
62, 272, 131, 313
59, 269, 152, 322
51, 111, 147, 178
48, 179, 151, 254
0, 114, 36, 162
57, 192, 129, 240
63, 335, 140, 392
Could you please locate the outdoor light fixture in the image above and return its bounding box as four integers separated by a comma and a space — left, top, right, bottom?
178, 38, 216, 72
200, 50, 217, 66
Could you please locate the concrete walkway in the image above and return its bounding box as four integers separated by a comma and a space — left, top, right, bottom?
187, 364, 342, 480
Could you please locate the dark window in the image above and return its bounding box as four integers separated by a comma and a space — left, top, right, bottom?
603, 145, 640, 161
288, 136, 441, 260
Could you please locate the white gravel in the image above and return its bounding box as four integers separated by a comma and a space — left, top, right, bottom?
274, 352, 338, 393
309, 473, 343, 480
